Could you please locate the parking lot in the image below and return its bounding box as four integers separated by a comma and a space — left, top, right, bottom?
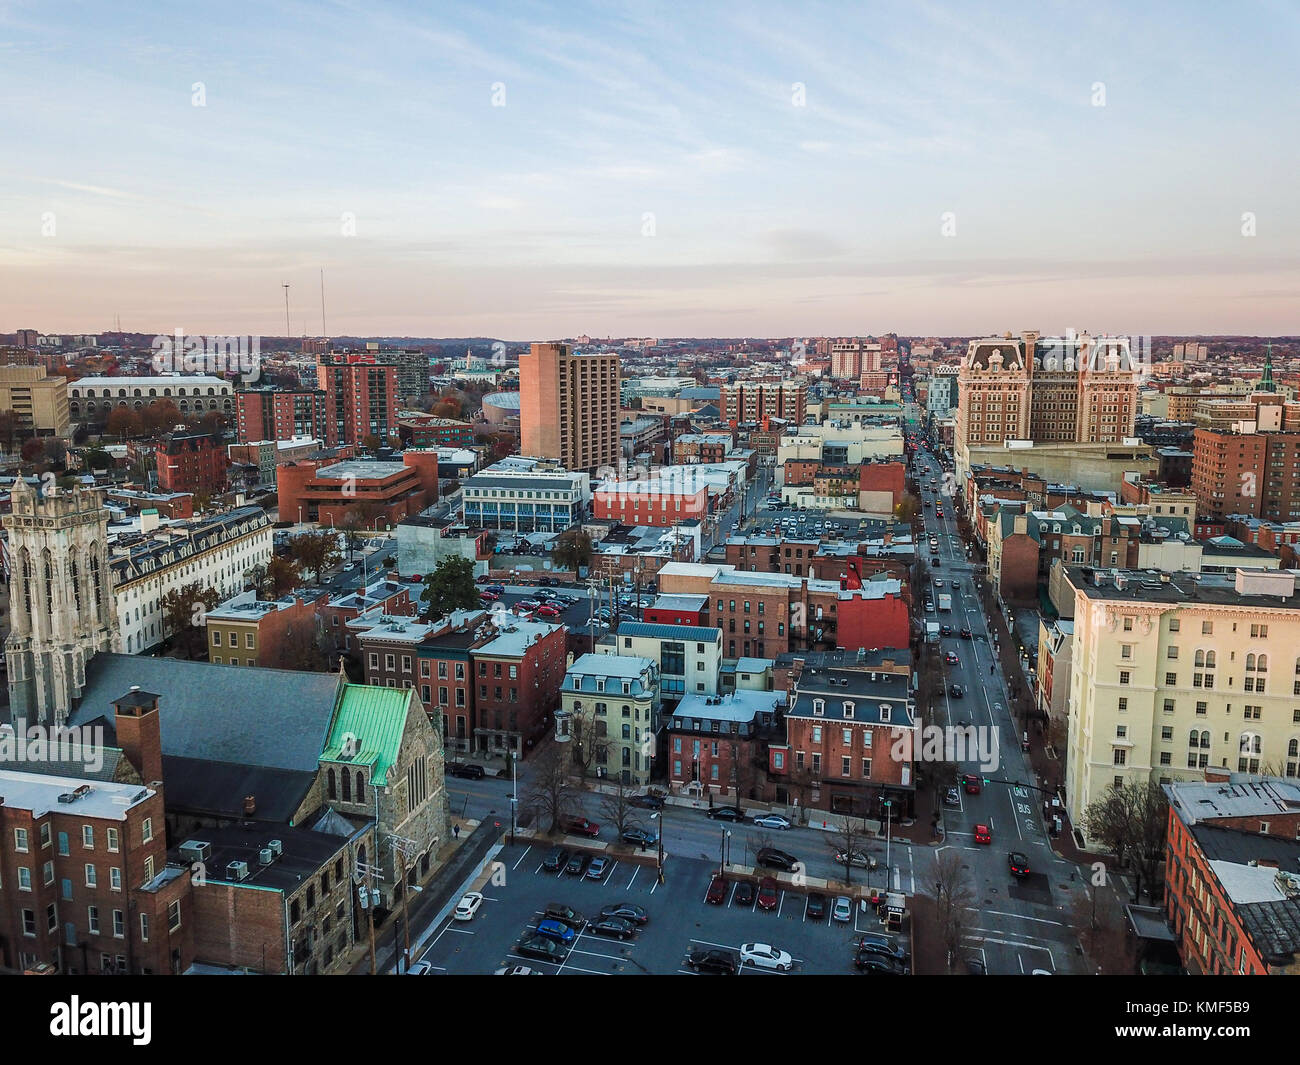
744, 507, 892, 542
412, 842, 911, 976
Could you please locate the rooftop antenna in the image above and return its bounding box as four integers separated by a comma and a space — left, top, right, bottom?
282, 282, 291, 340
320, 269, 327, 338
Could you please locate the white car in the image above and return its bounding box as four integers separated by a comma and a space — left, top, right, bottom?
739, 943, 793, 972
454, 892, 484, 921
831, 896, 853, 922
752, 814, 791, 830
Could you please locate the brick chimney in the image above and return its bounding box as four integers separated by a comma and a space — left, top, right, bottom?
112, 686, 164, 788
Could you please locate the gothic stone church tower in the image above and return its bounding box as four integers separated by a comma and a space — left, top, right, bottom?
4, 479, 119, 727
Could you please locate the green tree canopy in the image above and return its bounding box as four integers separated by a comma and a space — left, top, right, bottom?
419, 556, 481, 619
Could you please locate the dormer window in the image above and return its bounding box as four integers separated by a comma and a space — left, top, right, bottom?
812, 699, 825, 716
842, 701, 854, 718
879, 704, 891, 723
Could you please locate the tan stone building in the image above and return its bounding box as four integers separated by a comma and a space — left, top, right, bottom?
0, 364, 70, 437
1064, 566, 1300, 846
519, 342, 621, 474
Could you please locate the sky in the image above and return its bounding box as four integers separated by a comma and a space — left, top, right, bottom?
1, 0, 1298, 339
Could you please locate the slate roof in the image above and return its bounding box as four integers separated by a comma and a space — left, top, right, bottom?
70, 653, 342, 774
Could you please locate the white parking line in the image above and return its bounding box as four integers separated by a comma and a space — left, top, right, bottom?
511, 846, 533, 871
625, 865, 640, 891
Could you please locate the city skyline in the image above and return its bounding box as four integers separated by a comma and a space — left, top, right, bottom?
2, 1, 1298, 336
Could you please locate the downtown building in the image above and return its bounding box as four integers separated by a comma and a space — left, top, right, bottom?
518, 342, 621, 475
955, 331, 1142, 480
720, 379, 807, 427
235, 388, 328, 444
1063, 566, 1300, 847
67, 376, 234, 425
315, 355, 399, 446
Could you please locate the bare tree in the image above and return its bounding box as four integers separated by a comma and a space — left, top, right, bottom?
522, 743, 577, 835
1069, 891, 1135, 975
598, 777, 636, 837
568, 702, 607, 781
933, 850, 976, 972
826, 815, 873, 885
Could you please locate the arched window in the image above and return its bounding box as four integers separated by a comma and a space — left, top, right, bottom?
1200, 731, 1210, 749
133, 388, 142, 397
812, 699, 825, 715
355, 772, 365, 803
1205, 650, 1216, 668
1246, 653, 1257, 672
1194, 650, 1205, 667
19, 548, 32, 618
69, 556, 81, 616
88, 548, 102, 614
1257, 654, 1268, 673
341, 769, 352, 802
1288, 738, 1299, 758
327, 769, 336, 799
1239, 733, 1262, 756
42, 549, 53, 616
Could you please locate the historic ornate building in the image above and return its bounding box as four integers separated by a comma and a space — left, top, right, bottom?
3, 481, 119, 726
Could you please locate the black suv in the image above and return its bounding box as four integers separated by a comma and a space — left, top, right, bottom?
541, 847, 569, 873
688, 949, 738, 975
447, 763, 485, 780
756, 847, 799, 871
543, 903, 586, 930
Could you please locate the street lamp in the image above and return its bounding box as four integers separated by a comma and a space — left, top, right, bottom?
720, 828, 732, 876
882, 799, 893, 882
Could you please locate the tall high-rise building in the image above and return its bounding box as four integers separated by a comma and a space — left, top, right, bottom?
316, 355, 399, 446
1192, 426, 1300, 523
235, 388, 327, 444
956, 330, 1140, 472
519, 342, 620, 473
4, 482, 119, 727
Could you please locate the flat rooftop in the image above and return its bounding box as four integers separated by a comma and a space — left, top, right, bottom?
315, 460, 410, 480
0, 767, 154, 820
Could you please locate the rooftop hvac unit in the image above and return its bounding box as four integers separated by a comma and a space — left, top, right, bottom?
268, 839, 283, 858
179, 840, 212, 865
259, 848, 275, 865
226, 861, 250, 882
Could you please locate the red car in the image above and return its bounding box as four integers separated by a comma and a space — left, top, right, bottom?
706, 875, 728, 904
562, 816, 600, 838
962, 774, 982, 795
974, 824, 991, 845
480, 590, 500, 601
756, 877, 779, 911
536, 605, 562, 619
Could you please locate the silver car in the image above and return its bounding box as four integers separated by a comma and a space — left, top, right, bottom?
832, 897, 853, 922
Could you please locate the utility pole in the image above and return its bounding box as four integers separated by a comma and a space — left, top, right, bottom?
282, 282, 291, 339
354, 858, 384, 975
390, 835, 418, 974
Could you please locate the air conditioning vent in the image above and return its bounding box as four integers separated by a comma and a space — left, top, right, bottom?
226, 860, 250, 881
179, 840, 212, 865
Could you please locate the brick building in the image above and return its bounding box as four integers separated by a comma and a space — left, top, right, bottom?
277, 453, 439, 527
204, 589, 331, 669
470, 619, 568, 758
1192, 428, 1300, 523
643, 593, 709, 626
315, 356, 399, 446
155, 429, 228, 497
666, 689, 785, 800
235, 388, 328, 444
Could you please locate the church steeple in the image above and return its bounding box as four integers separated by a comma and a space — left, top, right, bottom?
1257, 342, 1277, 392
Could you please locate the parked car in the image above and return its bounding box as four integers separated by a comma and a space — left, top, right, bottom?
562, 816, 601, 838
687, 949, 738, 975
585, 856, 611, 881
447, 762, 486, 779
535, 918, 576, 944
598, 902, 647, 925
733, 881, 755, 907
752, 814, 791, 830
853, 951, 908, 975
536, 605, 562, 619
705, 875, 728, 904
756, 877, 779, 911
407, 960, 433, 975
587, 915, 636, 940
621, 826, 658, 847
756, 847, 798, 871
740, 942, 792, 971
564, 852, 589, 876
516, 935, 566, 962
628, 793, 665, 810
538, 576, 556, 586
453, 892, 484, 921
541, 847, 569, 872
493, 965, 541, 975
486, 584, 505, 595
974, 823, 991, 844
707, 806, 745, 822
1008, 851, 1030, 878
805, 893, 827, 920
856, 932, 910, 963
834, 850, 874, 869
831, 896, 853, 923
542, 903, 585, 929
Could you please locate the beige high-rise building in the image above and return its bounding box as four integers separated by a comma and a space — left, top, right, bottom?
956, 330, 1140, 479
519, 342, 620, 473
0, 364, 70, 437
1064, 566, 1300, 846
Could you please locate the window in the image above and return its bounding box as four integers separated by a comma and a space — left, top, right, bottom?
1167, 646, 1179, 660
842, 756, 851, 777
842, 728, 852, 744
1122, 617, 1133, 631
110, 868, 122, 891
1121, 645, 1132, 659
15, 828, 28, 852
1113, 749, 1127, 765
21, 910, 36, 937
85, 864, 97, 888
1166, 673, 1178, 686
82, 825, 94, 849
88, 906, 100, 934
1119, 671, 1130, 685
113, 910, 124, 938
1116, 725, 1127, 738
168, 900, 182, 931
40, 823, 50, 848
812, 699, 825, 716
18, 867, 31, 891
42, 860, 53, 885
1118, 698, 1128, 712
812, 726, 822, 743
1161, 726, 1173, 741
1202, 621, 1213, 635
107, 828, 119, 853
142, 818, 153, 844
140, 914, 150, 942
1169, 618, 1180, 632
1196, 701, 1207, 716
